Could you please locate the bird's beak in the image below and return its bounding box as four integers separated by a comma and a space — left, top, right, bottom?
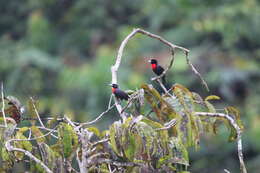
148, 59, 151, 63
108, 83, 113, 87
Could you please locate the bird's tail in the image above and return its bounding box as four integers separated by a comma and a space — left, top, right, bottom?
162, 75, 171, 91
162, 75, 167, 86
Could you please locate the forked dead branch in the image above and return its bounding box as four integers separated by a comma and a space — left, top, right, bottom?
110, 28, 246, 173
111, 28, 209, 119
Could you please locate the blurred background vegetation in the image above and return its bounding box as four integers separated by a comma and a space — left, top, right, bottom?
0, 0, 259, 172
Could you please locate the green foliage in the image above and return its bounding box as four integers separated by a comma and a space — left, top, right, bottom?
0, 83, 244, 172
105, 84, 243, 172
0, 0, 259, 172
58, 122, 78, 158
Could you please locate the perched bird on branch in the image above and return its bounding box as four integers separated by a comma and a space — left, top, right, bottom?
109, 84, 129, 101
148, 59, 166, 85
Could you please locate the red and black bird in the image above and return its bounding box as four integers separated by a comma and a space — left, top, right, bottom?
149, 59, 166, 84
110, 84, 129, 101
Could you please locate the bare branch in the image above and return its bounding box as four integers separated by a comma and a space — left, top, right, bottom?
156, 79, 169, 94
111, 28, 190, 119
30, 97, 45, 127
224, 169, 231, 173
1, 82, 7, 127
94, 158, 143, 167
79, 104, 116, 128
64, 115, 77, 128
5, 140, 53, 173
30, 97, 58, 139
108, 94, 113, 109
194, 112, 247, 173
156, 118, 177, 131
156, 79, 177, 102
185, 52, 209, 91
91, 138, 109, 148
11, 126, 58, 142
120, 92, 140, 114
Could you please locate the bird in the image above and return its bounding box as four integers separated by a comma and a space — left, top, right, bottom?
148, 58, 166, 84
109, 84, 129, 101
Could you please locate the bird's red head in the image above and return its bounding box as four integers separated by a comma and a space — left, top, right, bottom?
149, 59, 158, 70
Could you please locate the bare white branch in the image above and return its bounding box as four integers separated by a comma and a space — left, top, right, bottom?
194, 112, 247, 173
111, 28, 190, 120
11, 126, 58, 142
156, 118, 177, 131
5, 140, 53, 173
1, 82, 7, 127
185, 52, 209, 91
224, 169, 231, 173
30, 97, 45, 127
30, 97, 58, 139
79, 104, 116, 128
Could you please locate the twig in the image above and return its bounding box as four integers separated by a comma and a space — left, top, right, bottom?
91, 138, 109, 147
64, 115, 77, 128
1, 82, 7, 127
28, 128, 32, 139
79, 104, 116, 128
120, 93, 140, 114
30, 97, 45, 127
108, 164, 113, 173
194, 112, 247, 173
145, 109, 153, 117
30, 97, 58, 139
10, 125, 58, 142
23, 116, 81, 126
37, 126, 58, 133
76, 148, 87, 173
224, 169, 231, 173
156, 79, 169, 94
108, 94, 113, 109
94, 158, 143, 167
111, 28, 189, 119
5, 140, 53, 173
185, 52, 209, 91
87, 152, 109, 165
156, 118, 177, 131
156, 79, 177, 101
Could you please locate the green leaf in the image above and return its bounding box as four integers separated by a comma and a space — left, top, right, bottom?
204, 101, 216, 113
31, 126, 46, 143
1, 147, 14, 169
15, 133, 33, 152
169, 137, 189, 166
205, 95, 220, 101
142, 84, 164, 121
141, 118, 164, 128
18, 127, 30, 134
222, 107, 244, 142
125, 133, 136, 161
58, 123, 78, 158
109, 123, 119, 155
225, 106, 244, 130
27, 98, 39, 119
87, 126, 101, 137
157, 155, 173, 168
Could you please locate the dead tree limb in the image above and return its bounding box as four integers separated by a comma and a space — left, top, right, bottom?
194, 112, 247, 173
111, 28, 208, 120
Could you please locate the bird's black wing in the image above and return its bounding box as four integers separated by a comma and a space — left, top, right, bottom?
153, 65, 165, 76
154, 65, 166, 84
114, 89, 129, 100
